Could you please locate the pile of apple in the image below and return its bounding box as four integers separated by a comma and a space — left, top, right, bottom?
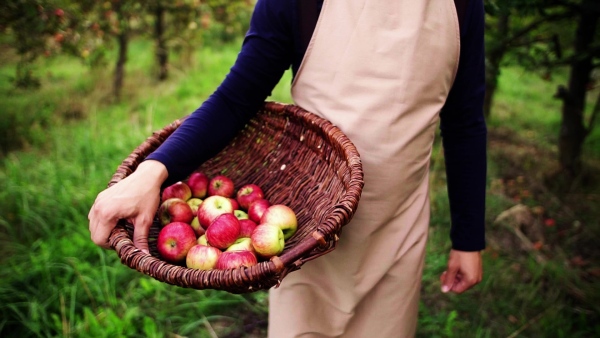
156, 171, 298, 271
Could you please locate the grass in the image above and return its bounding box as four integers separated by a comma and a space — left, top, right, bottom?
0, 37, 598, 337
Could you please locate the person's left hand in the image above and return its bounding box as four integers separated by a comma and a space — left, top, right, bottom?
440, 249, 483, 294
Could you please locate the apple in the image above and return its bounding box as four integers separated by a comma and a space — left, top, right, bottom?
190, 216, 205, 237
205, 213, 241, 249
247, 198, 271, 223
187, 198, 203, 213
157, 222, 197, 264
226, 237, 255, 253
215, 250, 258, 270
229, 198, 240, 211
197, 234, 209, 246
251, 224, 285, 258
208, 175, 235, 197
186, 244, 222, 270
234, 209, 249, 220
261, 204, 298, 240
238, 219, 257, 238
236, 184, 265, 210
162, 181, 192, 202
187, 172, 209, 198
197, 195, 234, 229
158, 198, 194, 226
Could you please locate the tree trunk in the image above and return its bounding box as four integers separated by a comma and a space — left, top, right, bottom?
557, 0, 598, 175
114, 31, 128, 101
483, 12, 510, 118
154, 4, 168, 81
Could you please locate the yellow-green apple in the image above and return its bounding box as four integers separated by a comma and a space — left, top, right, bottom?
186, 172, 209, 198
161, 181, 192, 202
197, 234, 209, 246
225, 237, 255, 253
208, 175, 235, 198
206, 213, 241, 249
247, 198, 271, 223
186, 244, 222, 270
190, 216, 205, 237
229, 198, 240, 211
197, 195, 234, 229
157, 222, 197, 264
234, 210, 249, 220
187, 198, 203, 213
238, 219, 257, 238
251, 224, 285, 258
236, 184, 264, 210
260, 204, 298, 240
215, 250, 258, 270
159, 198, 194, 226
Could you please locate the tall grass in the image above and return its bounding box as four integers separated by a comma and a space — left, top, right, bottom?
1, 38, 598, 337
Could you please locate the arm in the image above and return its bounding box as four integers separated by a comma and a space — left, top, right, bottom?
88, 0, 294, 251
439, 0, 487, 293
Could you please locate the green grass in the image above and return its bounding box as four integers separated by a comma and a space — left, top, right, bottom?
1, 38, 599, 338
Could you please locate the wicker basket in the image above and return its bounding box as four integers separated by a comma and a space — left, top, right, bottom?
108, 101, 364, 294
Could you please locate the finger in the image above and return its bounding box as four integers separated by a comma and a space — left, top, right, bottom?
90, 215, 118, 250
132, 215, 152, 254
441, 268, 458, 293
450, 276, 474, 294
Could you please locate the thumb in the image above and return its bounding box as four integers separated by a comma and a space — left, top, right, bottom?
132, 215, 153, 255
441, 267, 458, 293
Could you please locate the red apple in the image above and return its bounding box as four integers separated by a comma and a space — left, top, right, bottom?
234, 209, 249, 220
229, 198, 240, 211
251, 224, 285, 258
215, 250, 258, 270
162, 181, 192, 202
238, 219, 257, 238
226, 237, 255, 253
206, 213, 241, 249
208, 175, 235, 197
55, 8, 65, 17
186, 244, 222, 270
236, 184, 265, 210
187, 172, 209, 198
157, 222, 197, 264
197, 195, 234, 229
197, 234, 209, 246
261, 204, 298, 240
158, 198, 194, 226
247, 198, 271, 223
187, 198, 203, 213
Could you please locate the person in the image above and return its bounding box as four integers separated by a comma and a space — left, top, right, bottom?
88, 0, 487, 336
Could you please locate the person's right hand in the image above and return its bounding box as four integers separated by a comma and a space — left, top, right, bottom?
88, 160, 168, 253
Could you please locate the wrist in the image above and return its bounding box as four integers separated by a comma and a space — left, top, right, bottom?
135, 160, 169, 185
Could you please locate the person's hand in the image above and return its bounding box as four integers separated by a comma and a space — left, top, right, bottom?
88, 160, 168, 253
440, 249, 483, 294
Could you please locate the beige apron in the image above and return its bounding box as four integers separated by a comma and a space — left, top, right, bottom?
269, 1, 460, 337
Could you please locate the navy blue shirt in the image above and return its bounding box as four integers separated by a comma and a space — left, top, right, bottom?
147, 0, 487, 251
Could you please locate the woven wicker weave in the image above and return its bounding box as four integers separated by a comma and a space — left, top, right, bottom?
108, 101, 364, 294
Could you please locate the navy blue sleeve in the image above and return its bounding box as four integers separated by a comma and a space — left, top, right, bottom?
146, 0, 294, 186
440, 0, 487, 251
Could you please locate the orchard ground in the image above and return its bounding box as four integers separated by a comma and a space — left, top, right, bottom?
0, 39, 599, 337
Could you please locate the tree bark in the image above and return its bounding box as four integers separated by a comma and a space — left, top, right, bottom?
154, 3, 168, 81
484, 12, 510, 118
114, 31, 128, 101
558, 0, 599, 175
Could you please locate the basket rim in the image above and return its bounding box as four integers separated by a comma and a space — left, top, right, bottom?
107, 101, 364, 293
